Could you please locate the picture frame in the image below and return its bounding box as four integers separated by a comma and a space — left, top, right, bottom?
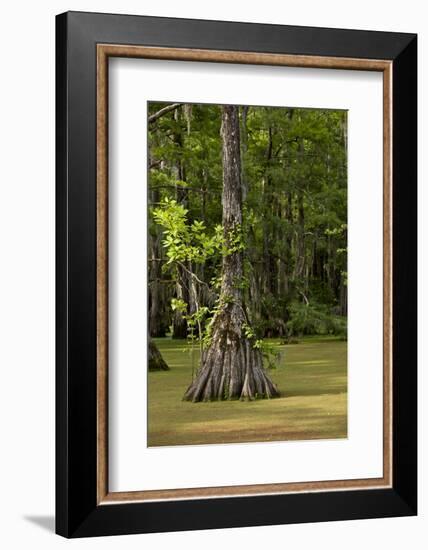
56, 11, 417, 538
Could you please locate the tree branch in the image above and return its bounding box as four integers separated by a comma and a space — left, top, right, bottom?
177, 261, 212, 290
148, 103, 182, 124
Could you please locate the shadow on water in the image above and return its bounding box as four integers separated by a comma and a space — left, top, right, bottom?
282, 387, 346, 398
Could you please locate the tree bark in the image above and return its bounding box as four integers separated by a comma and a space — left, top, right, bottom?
183, 105, 279, 402
148, 339, 169, 371
148, 163, 168, 337
148, 236, 167, 337
240, 105, 249, 203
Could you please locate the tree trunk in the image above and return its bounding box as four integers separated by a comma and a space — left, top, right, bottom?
148, 179, 168, 337
148, 236, 167, 337
172, 266, 189, 338
339, 277, 347, 316
172, 107, 190, 338
262, 125, 275, 296
183, 105, 279, 402
148, 339, 169, 371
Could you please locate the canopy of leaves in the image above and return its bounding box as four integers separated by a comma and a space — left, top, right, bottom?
148, 102, 347, 343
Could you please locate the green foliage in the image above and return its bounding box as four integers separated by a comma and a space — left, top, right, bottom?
286, 301, 347, 339
153, 197, 224, 265
154, 194, 279, 371
148, 102, 347, 344
224, 223, 246, 255
243, 323, 281, 368
171, 298, 187, 313
325, 223, 348, 286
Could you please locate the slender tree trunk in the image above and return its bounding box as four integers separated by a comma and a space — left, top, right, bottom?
339, 278, 347, 316
172, 268, 190, 338
183, 105, 279, 402
172, 107, 190, 338
292, 189, 305, 280
148, 339, 169, 371
292, 136, 306, 286
262, 125, 274, 295
148, 183, 167, 337
284, 191, 293, 293
148, 236, 167, 337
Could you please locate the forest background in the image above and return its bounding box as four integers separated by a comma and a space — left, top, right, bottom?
146, 101, 348, 444
148, 102, 347, 353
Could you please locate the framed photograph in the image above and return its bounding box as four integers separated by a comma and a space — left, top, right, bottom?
56, 11, 417, 538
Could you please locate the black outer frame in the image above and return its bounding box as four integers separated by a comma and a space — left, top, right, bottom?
56, 11, 417, 538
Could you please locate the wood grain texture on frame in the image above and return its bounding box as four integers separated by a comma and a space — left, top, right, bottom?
96, 44, 393, 504
97, 45, 109, 503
